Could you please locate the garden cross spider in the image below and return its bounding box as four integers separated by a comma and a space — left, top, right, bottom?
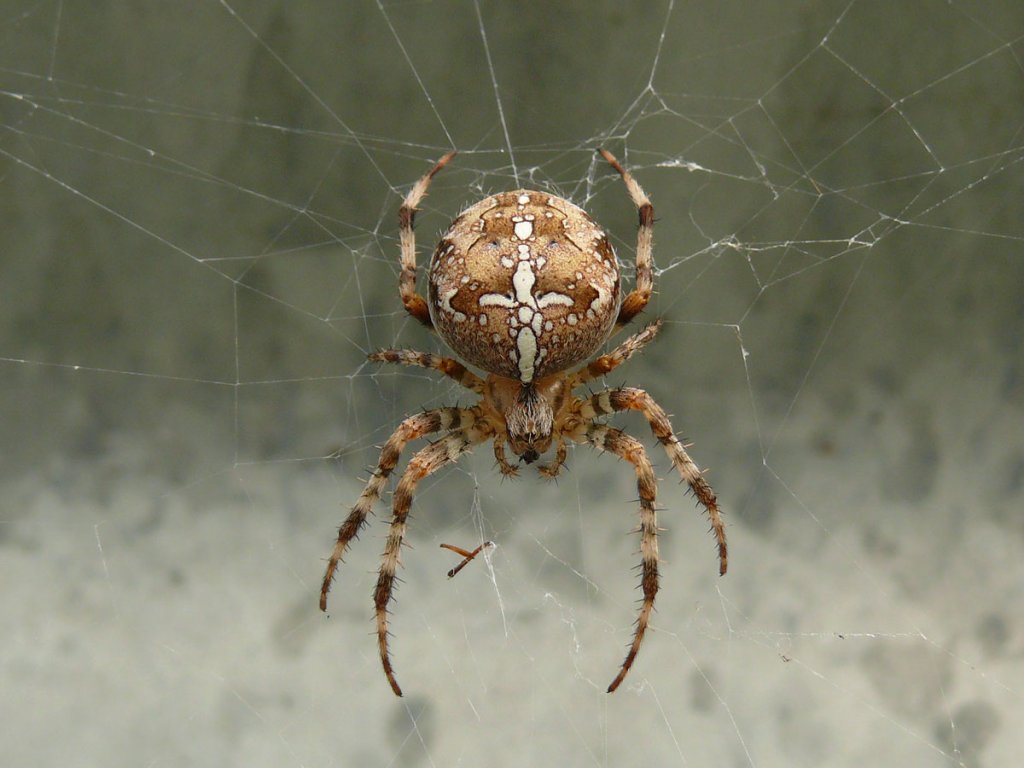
320, 149, 727, 695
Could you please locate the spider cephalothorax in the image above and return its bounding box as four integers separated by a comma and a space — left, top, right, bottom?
486, 376, 565, 464
320, 149, 727, 696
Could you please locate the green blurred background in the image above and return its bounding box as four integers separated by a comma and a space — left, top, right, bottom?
2, 2, 1022, 765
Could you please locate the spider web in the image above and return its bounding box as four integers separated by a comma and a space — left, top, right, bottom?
2, 1, 1023, 765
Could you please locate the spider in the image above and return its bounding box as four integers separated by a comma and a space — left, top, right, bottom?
320, 149, 727, 695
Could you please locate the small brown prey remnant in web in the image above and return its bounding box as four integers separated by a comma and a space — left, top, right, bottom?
320, 149, 726, 696
440, 541, 495, 578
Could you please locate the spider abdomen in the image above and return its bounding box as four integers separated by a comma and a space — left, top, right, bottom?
428, 190, 621, 383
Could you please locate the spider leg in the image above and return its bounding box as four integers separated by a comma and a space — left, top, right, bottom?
369, 348, 484, 394
581, 388, 727, 576
493, 438, 520, 477
577, 423, 659, 693
375, 423, 492, 696
598, 148, 653, 328
537, 437, 568, 479
569, 320, 662, 389
319, 406, 473, 611
399, 151, 457, 328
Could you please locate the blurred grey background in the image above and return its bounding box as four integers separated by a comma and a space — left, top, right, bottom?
2, 1, 1023, 766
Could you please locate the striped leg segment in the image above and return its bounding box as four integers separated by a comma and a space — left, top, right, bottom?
369, 348, 484, 393
581, 424, 660, 692
598, 148, 653, 328
569, 320, 662, 388
398, 151, 457, 328
375, 426, 488, 696
582, 388, 727, 576
319, 407, 472, 611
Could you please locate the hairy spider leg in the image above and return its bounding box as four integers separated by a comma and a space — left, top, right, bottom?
398, 151, 457, 328
369, 348, 484, 393
581, 387, 727, 576
598, 148, 653, 328
375, 423, 492, 696
568, 320, 663, 389
576, 424, 660, 692
320, 406, 475, 611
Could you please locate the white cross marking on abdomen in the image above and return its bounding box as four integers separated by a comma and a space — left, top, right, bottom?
479, 244, 573, 383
